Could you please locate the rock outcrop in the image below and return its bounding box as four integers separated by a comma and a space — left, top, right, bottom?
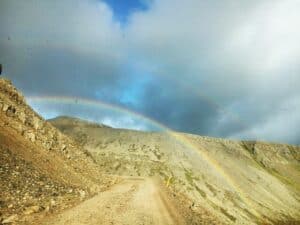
0, 79, 81, 154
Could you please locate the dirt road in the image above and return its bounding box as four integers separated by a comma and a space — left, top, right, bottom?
41, 178, 186, 225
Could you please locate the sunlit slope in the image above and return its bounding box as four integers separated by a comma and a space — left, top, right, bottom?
50, 116, 300, 225
0, 79, 116, 224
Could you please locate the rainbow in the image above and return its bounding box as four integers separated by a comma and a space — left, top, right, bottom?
141, 67, 253, 137
28, 95, 261, 219
5, 37, 252, 134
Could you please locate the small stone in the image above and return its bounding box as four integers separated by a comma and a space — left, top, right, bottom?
18, 111, 26, 123
61, 144, 67, 151
23, 205, 40, 215
50, 199, 56, 206
44, 206, 50, 213
32, 117, 41, 130
112, 162, 121, 170
79, 190, 86, 199
2, 214, 18, 224
2, 104, 9, 112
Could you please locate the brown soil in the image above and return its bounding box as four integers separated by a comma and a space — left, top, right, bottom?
39, 178, 187, 225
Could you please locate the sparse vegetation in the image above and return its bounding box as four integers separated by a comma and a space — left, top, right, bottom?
50, 114, 300, 225
219, 207, 236, 222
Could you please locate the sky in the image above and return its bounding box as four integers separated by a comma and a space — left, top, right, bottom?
0, 0, 300, 144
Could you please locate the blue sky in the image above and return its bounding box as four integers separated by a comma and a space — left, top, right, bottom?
1, 0, 300, 144
102, 0, 148, 23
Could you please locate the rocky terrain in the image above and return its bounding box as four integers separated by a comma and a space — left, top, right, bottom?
0, 79, 118, 224
50, 116, 300, 224
1, 77, 299, 225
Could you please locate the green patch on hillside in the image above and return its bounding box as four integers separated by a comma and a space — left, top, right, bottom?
241, 142, 300, 192
184, 168, 199, 186
267, 168, 300, 192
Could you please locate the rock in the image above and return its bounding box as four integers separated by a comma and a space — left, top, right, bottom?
23, 205, 40, 215
18, 111, 26, 123
2, 214, 18, 224
79, 190, 86, 199
2, 103, 9, 112
44, 205, 50, 213
50, 199, 56, 207
6, 106, 16, 117
32, 117, 41, 130
23, 130, 36, 142
61, 144, 67, 152
42, 141, 52, 150
112, 162, 121, 170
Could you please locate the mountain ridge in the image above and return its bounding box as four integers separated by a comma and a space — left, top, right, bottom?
50, 115, 300, 224
1, 78, 299, 224
50, 115, 300, 147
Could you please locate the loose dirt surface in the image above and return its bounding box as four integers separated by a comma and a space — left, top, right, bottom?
40, 178, 186, 225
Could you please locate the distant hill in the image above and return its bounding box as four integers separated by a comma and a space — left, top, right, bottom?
50, 115, 300, 224
1, 77, 299, 225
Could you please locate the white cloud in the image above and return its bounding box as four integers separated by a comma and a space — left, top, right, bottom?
231, 96, 300, 144
0, 0, 122, 55
125, 0, 300, 143
1, 0, 300, 144
127, 0, 300, 94
224, 0, 300, 77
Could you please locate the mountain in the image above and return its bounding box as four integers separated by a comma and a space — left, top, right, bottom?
50, 115, 300, 224
0, 79, 117, 224
1, 77, 299, 225
0, 78, 205, 225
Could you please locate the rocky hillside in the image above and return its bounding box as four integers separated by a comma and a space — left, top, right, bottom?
50, 116, 300, 225
0, 79, 117, 224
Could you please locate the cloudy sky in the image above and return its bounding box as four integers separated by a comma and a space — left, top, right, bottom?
1, 0, 300, 144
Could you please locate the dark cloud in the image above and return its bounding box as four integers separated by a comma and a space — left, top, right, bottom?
10, 47, 124, 96
0, 0, 124, 95
0, 0, 299, 144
